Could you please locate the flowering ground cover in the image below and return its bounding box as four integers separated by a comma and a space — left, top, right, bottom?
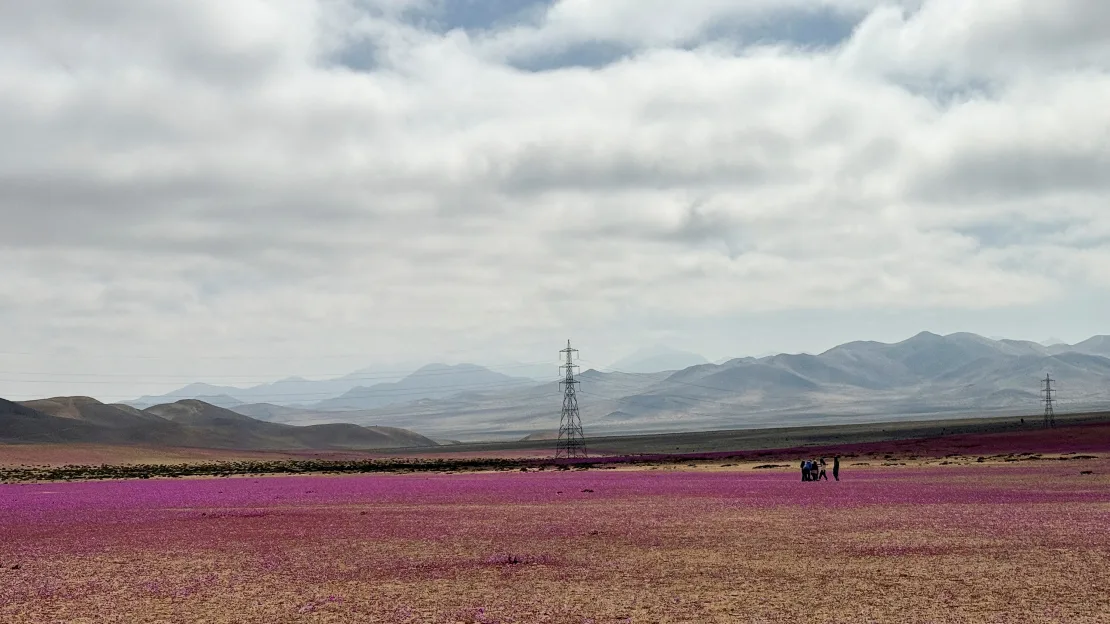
2, 458, 1108, 623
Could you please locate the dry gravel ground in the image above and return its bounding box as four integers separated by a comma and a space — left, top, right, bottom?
5, 410, 1108, 468
0, 443, 392, 467
2, 456, 1108, 624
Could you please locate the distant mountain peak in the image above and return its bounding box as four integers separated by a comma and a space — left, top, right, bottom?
176, 398, 213, 408
193, 394, 246, 409
610, 346, 709, 374
104, 331, 1110, 439
411, 363, 484, 375
312, 362, 531, 411
50, 396, 103, 405
947, 332, 987, 340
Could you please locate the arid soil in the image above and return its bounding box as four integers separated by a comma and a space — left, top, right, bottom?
0, 444, 390, 468
406, 410, 1110, 458
2, 455, 1107, 623
4, 410, 1107, 468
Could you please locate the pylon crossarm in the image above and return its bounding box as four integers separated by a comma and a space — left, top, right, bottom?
555, 340, 587, 459
1042, 374, 1057, 429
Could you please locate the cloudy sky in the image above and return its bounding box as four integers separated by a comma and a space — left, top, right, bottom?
2, 0, 1109, 401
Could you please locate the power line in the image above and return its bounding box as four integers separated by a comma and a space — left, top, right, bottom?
0, 363, 731, 408
0, 350, 377, 360
0, 349, 543, 361
3, 356, 759, 413
0, 360, 558, 382
9, 378, 562, 403
1, 361, 781, 443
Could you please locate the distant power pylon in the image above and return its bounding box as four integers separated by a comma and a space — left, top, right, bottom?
555, 340, 587, 459
1042, 374, 1056, 429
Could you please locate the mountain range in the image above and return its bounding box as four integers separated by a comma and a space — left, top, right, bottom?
11, 332, 1110, 445
215, 332, 1110, 440
312, 363, 535, 410
1, 396, 435, 450
124, 363, 552, 410
130, 335, 1110, 416
122, 363, 421, 409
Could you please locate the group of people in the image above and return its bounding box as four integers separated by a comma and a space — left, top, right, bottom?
801, 456, 839, 481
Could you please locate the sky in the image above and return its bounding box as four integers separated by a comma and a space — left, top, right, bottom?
1, 0, 1109, 401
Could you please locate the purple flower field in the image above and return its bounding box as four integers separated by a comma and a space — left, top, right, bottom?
2, 460, 1109, 623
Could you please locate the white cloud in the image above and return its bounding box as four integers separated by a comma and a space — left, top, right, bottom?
842, 0, 1110, 83
0, 0, 1108, 399
476, 0, 896, 61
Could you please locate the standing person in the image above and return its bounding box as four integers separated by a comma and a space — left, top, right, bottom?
833, 456, 840, 481
818, 458, 828, 481
800, 460, 808, 482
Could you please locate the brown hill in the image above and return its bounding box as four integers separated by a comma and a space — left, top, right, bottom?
285, 423, 437, 449
4, 397, 435, 450
145, 399, 259, 426
144, 400, 435, 449
1, 397, 108, 444
23, 396, 167, 428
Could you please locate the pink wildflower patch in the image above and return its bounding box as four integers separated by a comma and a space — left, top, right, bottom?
1, 460, 1109, 622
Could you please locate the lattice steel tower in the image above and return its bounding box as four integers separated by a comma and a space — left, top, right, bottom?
1042, 373, 1056, 429
555, 340, 587, 459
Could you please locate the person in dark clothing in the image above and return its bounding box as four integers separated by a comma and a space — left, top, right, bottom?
818, 458, 828, 481
833, 456, 840, 481
800, 460, 808, 481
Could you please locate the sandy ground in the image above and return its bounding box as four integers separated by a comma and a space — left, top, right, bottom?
0, 444, 393, 467
4, 411, 1109, 469
390, 411, 1110, 459
2, 458, 1108, 623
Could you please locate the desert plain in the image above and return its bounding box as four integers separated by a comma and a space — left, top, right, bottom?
1, 417, 1109, 624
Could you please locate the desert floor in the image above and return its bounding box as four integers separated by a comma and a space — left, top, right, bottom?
2, 453, 1108, 624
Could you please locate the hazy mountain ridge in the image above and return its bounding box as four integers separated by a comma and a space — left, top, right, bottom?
123, 365, 419, 409
83, 332, 1110, 441
232, 369, 673, 440
122, 348, 706, 411
313, 363, 534, 411
617, 332, 1110, 425
247, 332, 1110, 440
124, 363, 529, 410
1057, 335, 1110, 357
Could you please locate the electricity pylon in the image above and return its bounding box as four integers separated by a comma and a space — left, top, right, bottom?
1042, 374, 1056, 429
555, 340, 587, 459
